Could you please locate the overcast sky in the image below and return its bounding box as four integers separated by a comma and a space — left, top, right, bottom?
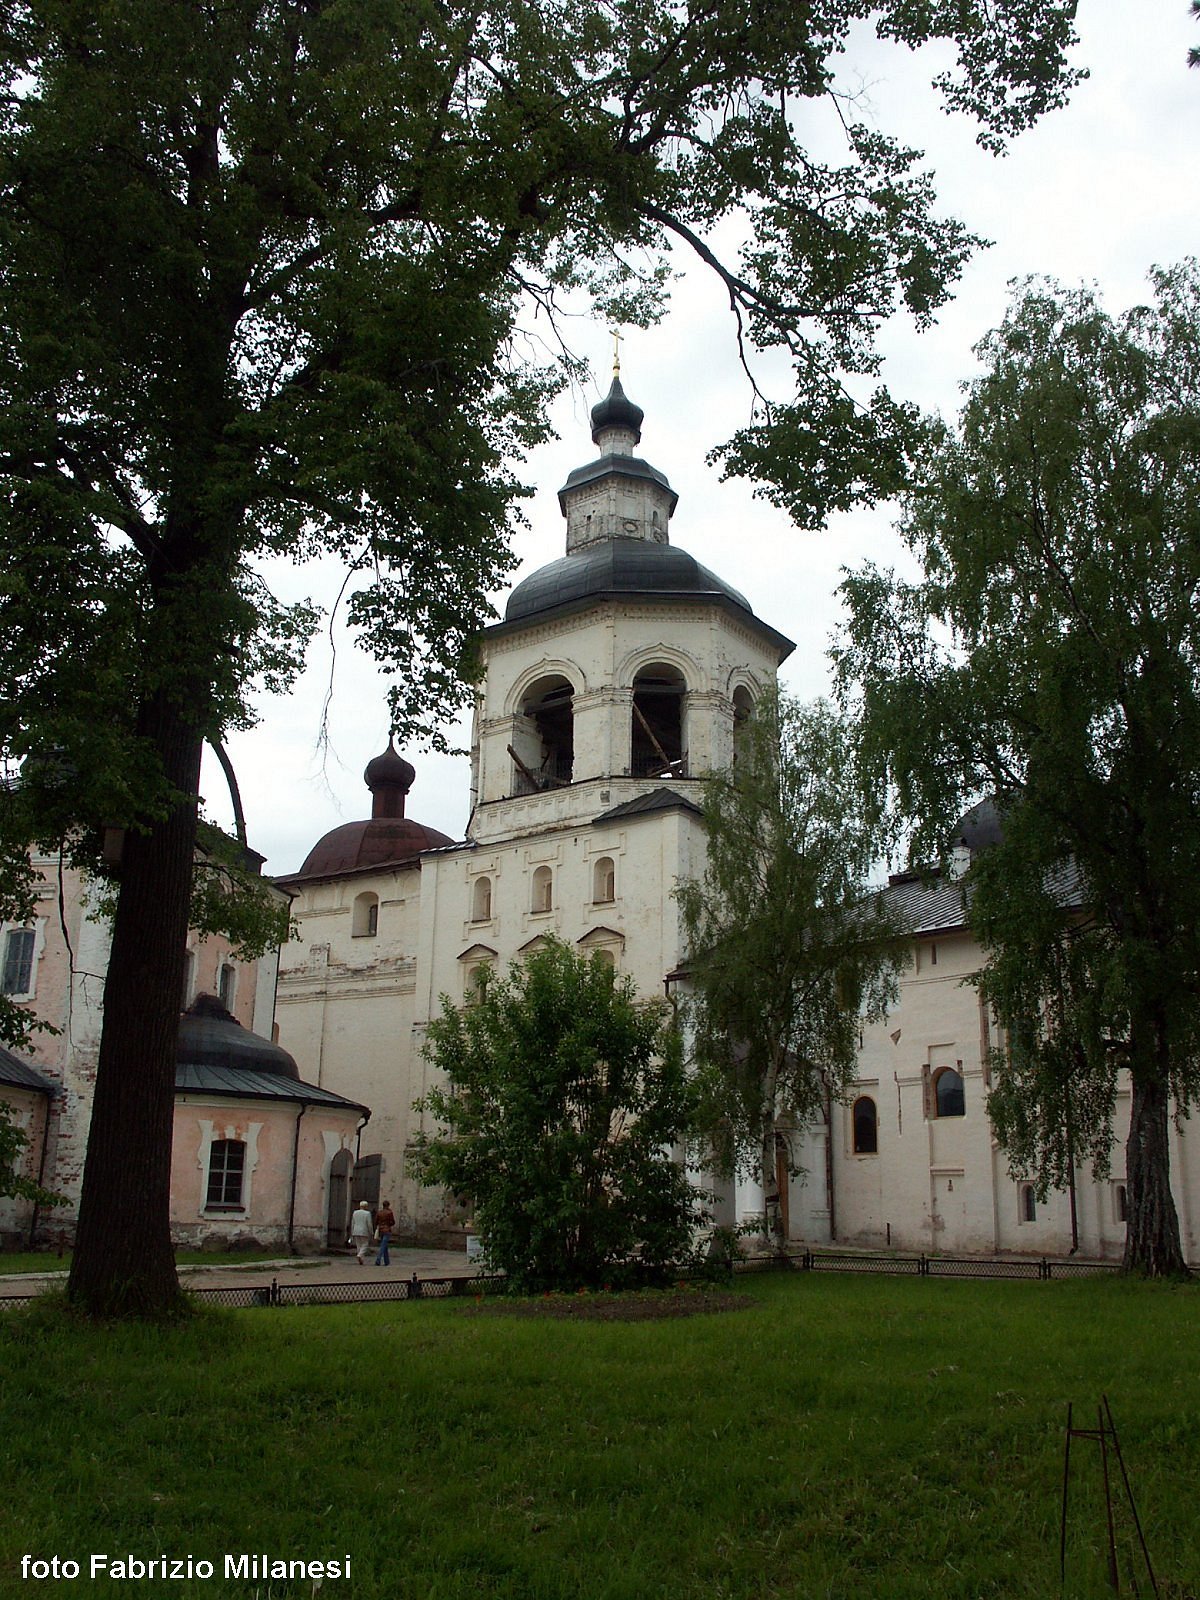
204, 0, 1199, 876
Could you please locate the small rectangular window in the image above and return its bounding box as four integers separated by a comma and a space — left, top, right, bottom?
206, 1139, 246, 1208
1, 928, 35, 996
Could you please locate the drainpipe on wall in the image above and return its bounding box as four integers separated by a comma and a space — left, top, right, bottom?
823, 1073, 836, 1244
286, 1102, 310, 1255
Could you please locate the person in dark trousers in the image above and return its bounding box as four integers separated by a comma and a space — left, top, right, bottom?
374, 1199, 396, 1266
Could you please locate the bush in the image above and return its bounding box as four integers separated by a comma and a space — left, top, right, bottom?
414, 939, 707, 1291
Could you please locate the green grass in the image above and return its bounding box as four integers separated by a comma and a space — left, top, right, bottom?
2, 1275, 1197, 1599
0, 1247, 296, 1274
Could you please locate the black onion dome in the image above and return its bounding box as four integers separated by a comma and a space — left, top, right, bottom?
504, 539, 752, 624
178, 994, 300, 1080
590, 375, 644, 444
364, 739, 415, 794
952, 796, 1005, 855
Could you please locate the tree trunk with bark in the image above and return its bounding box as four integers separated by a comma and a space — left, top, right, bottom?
759, 1054, 785, 1254
67, 691, 203, 1318
1123, 1065, 1189, 1278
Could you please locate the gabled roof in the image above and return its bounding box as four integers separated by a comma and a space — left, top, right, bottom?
0, 1045, 55, 1096
593, 787, 704, 825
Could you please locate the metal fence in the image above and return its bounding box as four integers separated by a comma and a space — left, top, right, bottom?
0, 1252, 1127, 1313
188, 1272, 508, 1311
742, 1250, 1123, 1282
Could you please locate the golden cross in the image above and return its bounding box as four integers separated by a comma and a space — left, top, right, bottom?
610, 327, 623, 375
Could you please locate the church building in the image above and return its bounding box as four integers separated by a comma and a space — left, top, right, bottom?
274, 371, 822, 1248
275, 374, 1200, 1264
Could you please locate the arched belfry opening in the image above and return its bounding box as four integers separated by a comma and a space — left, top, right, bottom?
630, 663, 686, 778
732, 685, 754, 768
510, 675, 574, 794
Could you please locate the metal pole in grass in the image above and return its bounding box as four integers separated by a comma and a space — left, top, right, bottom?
1060, 1399, 1159, 1598
1103, 1394, 1159, 1598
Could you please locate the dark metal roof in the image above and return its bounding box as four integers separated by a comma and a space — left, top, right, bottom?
883, 857, 1085, 936
285, 816, 455, 882
179, 996, 301, 1080
593, 787, 704, 825
502, 538, 769, 628
0, 1045, 55, 1095
590, 375, 644, 443
174, 1060, 367, 1111
557, 454, 678, 514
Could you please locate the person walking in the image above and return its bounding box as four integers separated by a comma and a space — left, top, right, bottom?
349, 1199, 373, 1265
374, 1199, 396, 1267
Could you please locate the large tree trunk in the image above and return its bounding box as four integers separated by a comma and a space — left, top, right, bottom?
67, 691, 203, 1318
1123, 1069, 1189, 1277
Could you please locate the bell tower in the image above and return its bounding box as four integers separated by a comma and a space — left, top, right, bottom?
467, 370, 793, 841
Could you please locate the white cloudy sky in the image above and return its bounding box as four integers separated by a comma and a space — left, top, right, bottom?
204, 0, 1198, 875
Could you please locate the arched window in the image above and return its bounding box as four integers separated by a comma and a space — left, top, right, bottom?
531, 865, 553, 913
513, 675, 574, 793
1114, 1183, 1128, 1223
218, 962, 237, 1010
463, 963, 492, 1005
732, 686, 754, 768
1019, 1184, 1037, 1222
933, 1067, 965, 1119
630, 663, 686, 778
852, 1097, 878, 1155
206, 1139, 246, 1208
593, 856, 616, 904
471, 876, 492, 922
352, 891, 379, 937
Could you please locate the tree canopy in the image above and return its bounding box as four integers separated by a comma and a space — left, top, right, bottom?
415, 938, 702, 1291
0, 0, 1082, 1315
835, 262, 1200, 1275
677, 692, 907, 1251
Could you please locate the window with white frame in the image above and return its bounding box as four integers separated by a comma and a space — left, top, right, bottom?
352, 891, 379, 937
592, 856, 616, 905
1, 928, 35, 997
206, 1139, 246, 1208
218, 962, 237, 1010
471, 876, 492, 922
531, 865, 553, 914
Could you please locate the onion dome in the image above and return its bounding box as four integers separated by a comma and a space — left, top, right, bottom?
590, 374, 644, 445
505, 539, 753, 624
178, 993, 300, 1080
364, 738, 416, 819
951, 796, 1005, 855
291, 745, 454, 879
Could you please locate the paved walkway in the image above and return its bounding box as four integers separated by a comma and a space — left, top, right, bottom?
0, 1246, 482, 1299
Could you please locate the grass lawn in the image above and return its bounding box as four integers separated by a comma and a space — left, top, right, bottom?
2, 1273, 1197, 1599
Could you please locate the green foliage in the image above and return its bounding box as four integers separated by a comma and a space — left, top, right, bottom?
0, 0, 1083, 1311
677, 692, 907, 1245
0, 1100, 64, 1208
415, 939, 704, 1291
836, 262, 1200, 1272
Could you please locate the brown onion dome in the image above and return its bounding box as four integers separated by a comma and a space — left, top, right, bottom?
291, 743, 454, 879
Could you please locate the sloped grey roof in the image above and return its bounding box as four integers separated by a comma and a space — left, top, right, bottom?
174, 1061, 367, 1112
503, 538, 753, 625
885, 857, 1086, 936
593, 787, 704, 825
0, 1046, 55, 1095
